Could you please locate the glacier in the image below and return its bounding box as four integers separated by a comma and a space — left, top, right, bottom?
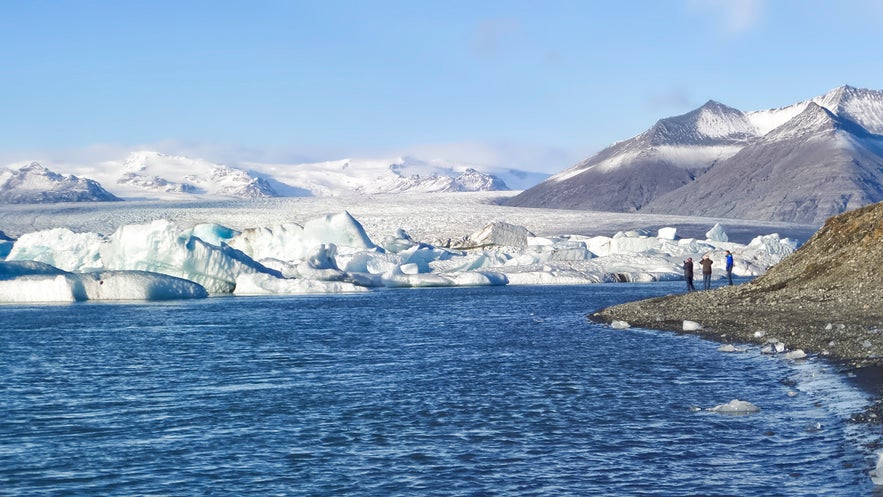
1, 209, 798, 303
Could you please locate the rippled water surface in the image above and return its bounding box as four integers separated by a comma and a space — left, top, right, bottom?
0, 283, 875, 495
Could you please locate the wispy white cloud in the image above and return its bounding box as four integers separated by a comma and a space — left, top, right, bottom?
688, 0, 765, 35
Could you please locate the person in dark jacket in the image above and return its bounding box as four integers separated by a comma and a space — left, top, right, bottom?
683, 257, 695, 291
699, 254, 714, 290
725, 250, 734, 285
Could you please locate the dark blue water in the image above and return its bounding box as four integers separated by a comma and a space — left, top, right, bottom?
0, 283, 876, 496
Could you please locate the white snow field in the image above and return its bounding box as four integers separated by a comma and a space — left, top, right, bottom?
0, 192, 816, 303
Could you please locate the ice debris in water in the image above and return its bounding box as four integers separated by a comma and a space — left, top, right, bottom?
782, 349, 807, 360
717, 344, 746, 353
709, 399, 760, 414
870, 452, 883, 485
610, 320, 631, 329
760, 340, 787, 355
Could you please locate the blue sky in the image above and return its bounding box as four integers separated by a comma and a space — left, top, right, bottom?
2, 0, 883, 172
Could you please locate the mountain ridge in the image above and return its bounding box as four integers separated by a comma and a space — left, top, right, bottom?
507, 85, 883, 224
0, 152, 524, 203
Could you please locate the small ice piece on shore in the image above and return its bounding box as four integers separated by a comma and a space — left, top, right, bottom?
610, 320, 630, 329
782, 349, 807, 360
870, 452, 883, 485
753, 330, 765, 338
761, 340, 787, 354
683, 320, 702, 331
709, 399, 760, 414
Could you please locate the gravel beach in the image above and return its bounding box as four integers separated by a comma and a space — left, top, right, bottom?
591, 201, 883, 426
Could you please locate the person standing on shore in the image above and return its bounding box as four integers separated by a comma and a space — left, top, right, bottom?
699, 254, 713, 290
725, 250, 734, 285
683, 257, 695, 292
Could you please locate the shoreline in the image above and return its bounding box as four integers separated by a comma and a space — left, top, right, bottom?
589, 284, 883, 428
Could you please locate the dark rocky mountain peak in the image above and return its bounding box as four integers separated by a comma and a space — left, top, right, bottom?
640, 99, 754, 147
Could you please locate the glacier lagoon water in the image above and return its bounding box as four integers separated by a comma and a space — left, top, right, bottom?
0, 282, 877, 496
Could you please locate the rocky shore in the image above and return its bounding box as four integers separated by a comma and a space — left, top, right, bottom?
591, 201, 883, 425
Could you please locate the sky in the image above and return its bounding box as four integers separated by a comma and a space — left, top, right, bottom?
1, 0, 883, 173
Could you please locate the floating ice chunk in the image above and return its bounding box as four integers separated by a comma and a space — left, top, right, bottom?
0, 260, 67, 278
761, 340, 787, 354
6, 227, 104, 271
717, 344, 746, 353
446, 271, 508, 286
748, 233, 797, 257
228, 212, 377, 264
782, 349, 807, 360
870, 452, 883, 485
340, 250, 400, 274
657, 227, 677, 240
296, 244, 347, 281
100, 220, 276, 294
232, 273, 366, 295
399, 263, 420, 275
0, 274, 81, 302
76, 271, 208, 300
381, 228, 417, 253
466, 221, 533, 248
503, 270, 604, 285
705, 223, 728, 242
709, 399, 760, 414
380, 266, 459, 287
610, 320, 630, 329
303, 211, 376, 251
683, 320, 703, 331
227, 223, 304, 261
378, 266, 506, 288
0, 261, 207, 302
400, 244, 454, 272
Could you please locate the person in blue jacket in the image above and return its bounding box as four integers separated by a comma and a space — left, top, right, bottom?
725, 250, 734, 285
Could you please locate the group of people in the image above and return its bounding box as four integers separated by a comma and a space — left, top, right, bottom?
683, 250, 734, 291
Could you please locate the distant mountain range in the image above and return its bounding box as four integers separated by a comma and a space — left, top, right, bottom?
507, 85, 883, 224
0, 152, 543, 203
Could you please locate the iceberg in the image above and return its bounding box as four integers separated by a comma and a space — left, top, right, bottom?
0, 261, 207, 302
0, 211, 802, 302
7, 227, 104, 271
99, 220, 277, 294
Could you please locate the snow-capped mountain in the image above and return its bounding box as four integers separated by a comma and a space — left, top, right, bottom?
242, 156, 511, 197
114, 151, 277, 199
506, 100, 754, 211
0, 162, 121, 204
507, 85, 883, 224
644, 102, 883, 223
1, 151, 520, 203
